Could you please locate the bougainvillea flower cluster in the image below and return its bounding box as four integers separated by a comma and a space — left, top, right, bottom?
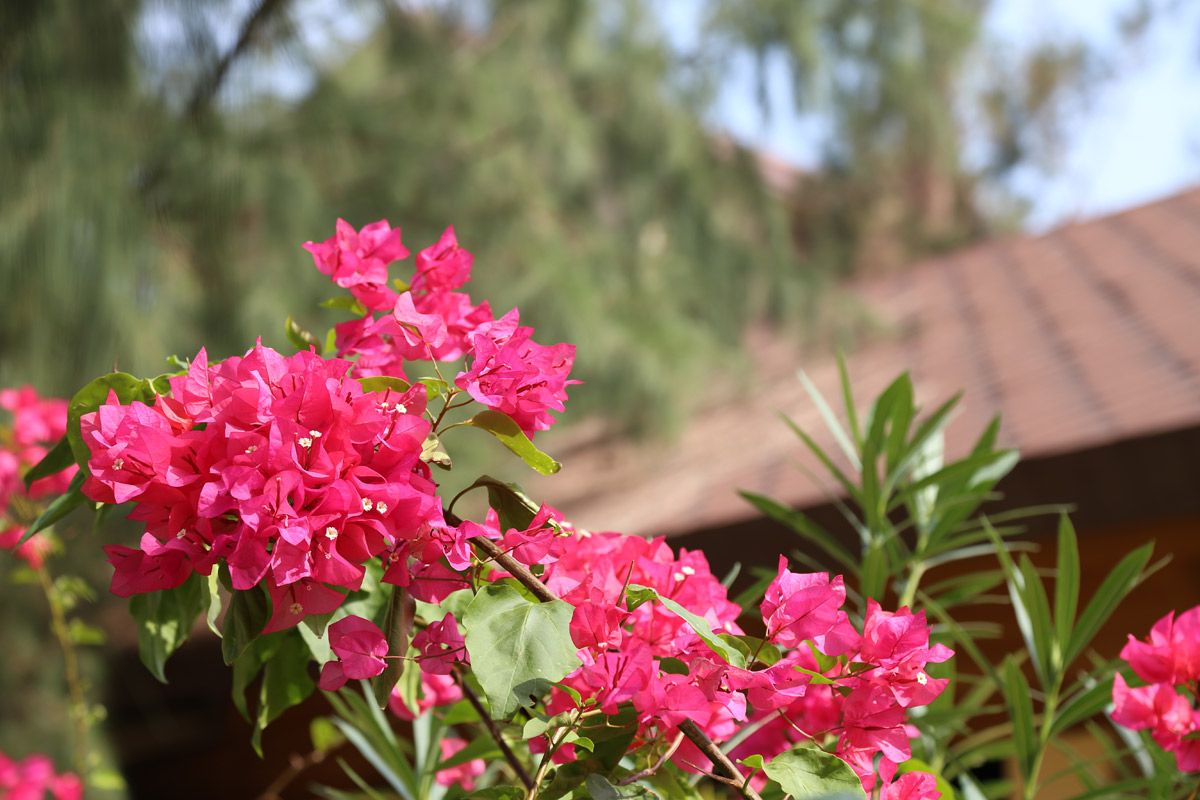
1112, 607, 1200, 771
0, 751, 82, 800
308, 220, 577, 435
0, 386, 75, 568
81, 345, 446, 631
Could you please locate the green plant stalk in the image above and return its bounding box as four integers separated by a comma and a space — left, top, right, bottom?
526, 709, 580, 800
1024, 686, 1061, 800
36, 562, 90, 777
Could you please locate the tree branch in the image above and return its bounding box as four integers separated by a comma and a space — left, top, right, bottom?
457, 671, 535, 790
677, 720, 763, 800
184, 0, 290, 122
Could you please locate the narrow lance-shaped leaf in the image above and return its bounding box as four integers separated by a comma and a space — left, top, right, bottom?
22, 435, 74, 491
1064, 542, 1154, 668
1054, 515, 1081, 658
798, 368, 861, 470
18, 470, 86, 545
738, 490, 857, 573
1003, 657, 1037, 783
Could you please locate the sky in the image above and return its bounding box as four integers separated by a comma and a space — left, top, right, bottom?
698, 0, 1200, 231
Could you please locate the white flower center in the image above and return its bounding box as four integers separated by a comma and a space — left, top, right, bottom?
376, 501, 389, 514
112, 458, 124, 470
289, 603, 303, 615
324, 527, 338, 540
361, 498, 374, 512
916, 671, 928, 685
176, 529, 187, 540
309, 430, 322, 438
681, 565, 696, 576
298, 437, 313, 448
245, 445, 257, 454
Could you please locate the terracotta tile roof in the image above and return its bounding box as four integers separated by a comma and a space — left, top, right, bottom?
528, 187, 1200, 538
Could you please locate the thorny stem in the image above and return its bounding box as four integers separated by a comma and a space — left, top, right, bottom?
37, 564, 89, 776
457, 672, 535, 790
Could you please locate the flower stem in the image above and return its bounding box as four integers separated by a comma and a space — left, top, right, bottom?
37, 564, 89, 776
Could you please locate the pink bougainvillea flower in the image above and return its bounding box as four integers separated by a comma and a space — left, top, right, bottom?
454, 308, 579, 435
413, 226, 473, 293
319, 615, 390, 691
0, 751, 82, 800
1120, 608, 1200, 686
0, 526, 52, 570
878, 760, 941, 800
389, 671, 463, 721
414, 614, 468, 675
761, 557, 859, 655
435, 737, 485, 790
305, 219, 408, 312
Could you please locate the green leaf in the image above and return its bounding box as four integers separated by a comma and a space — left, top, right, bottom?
462, 583, 581, 720
201, 571, 223, 636
23, 436, 74, 491
1049, 679, 1116, 738
1054, 515, 1081, 654
797, 368, 861, 470
231, 633, 284, 721
1018, 553, 1057, 686
1065, 542, 1153, 667
222, 584, 272, 665
580, 706, 638, 772
464, 410, 562, 475
1003, 657, 1037, 782
421, 433, 452, 470
469, 789, 526, 800
835, 352, 863, 449
18, 470, 86, 545
469, 475, 541, 532
67, 619, 107, 646
584, 774, 660, 799
320, 296, 369, 317
357, 376, 412, 395
286, 315, 323, 354
624, 585, 746, 669
372, 585, 414, 708
419, 378, 450, 399
253, 629, 316, 755
762, 746, 866, 799
128, 571, 204, 682
779, 413, 864, 508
